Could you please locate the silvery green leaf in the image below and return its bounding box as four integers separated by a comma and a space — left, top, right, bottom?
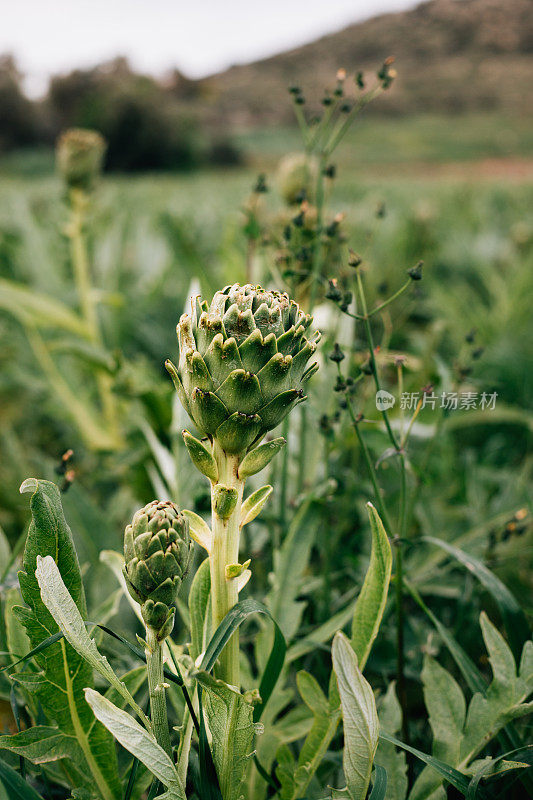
182, 509, 212, 552
240, 485, 273, 528
351, 503, 392, 670
194, 670, 257, 800
36, 554, 150, 729
376, 682, 407, 800
84, 689, 185, 798
277, 670, 341, 799
332, 631, 379, 800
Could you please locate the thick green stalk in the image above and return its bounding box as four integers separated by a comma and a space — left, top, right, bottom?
145, 628, 172, 758
210, 441, 244, 686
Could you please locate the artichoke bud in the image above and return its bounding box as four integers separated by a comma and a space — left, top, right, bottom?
56, 128, 106, 192
123, 500, 191, 639
213, 485, 238, 520
169, 284, 320, 457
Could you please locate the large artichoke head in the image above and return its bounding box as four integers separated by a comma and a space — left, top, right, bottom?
166, 284, 320, 457
124, 501, 191, 640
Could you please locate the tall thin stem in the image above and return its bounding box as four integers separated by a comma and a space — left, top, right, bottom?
145, 628, 172, 758
354, 270, 409, 740
67, 190, 120, 441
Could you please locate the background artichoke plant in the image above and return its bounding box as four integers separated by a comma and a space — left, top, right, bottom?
166, 283, 320, 457
123, 500, 191, 639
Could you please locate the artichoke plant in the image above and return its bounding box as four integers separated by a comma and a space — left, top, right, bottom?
166, 282, 320, 458
123, 500, 191, 640
167, 284, 319, 689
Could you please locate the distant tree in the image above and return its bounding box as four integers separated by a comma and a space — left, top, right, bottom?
0, 55, 40, 151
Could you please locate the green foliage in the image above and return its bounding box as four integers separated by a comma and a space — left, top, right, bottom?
410, 614, 533, 800
3, 480, 121, 799
332, 632, 379, 800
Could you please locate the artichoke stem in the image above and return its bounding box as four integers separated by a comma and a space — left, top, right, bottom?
145, 627, 172, 758
210, 441, 244, 687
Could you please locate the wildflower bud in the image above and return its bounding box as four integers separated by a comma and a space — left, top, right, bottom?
334, 375, 347, 392
376, 202, 386, 219
288, 85, 301, 95
124, 501, 191, 640
407, 261, 423, 281
361, 359, 373, 375
322, 94, 333, 106
329, 343, 345, 363
340, 103, 352, 113
472, 347, 484, 360
355, 72, 365, 89
340, 291, 353, 312
348, 250, 362, 268
295, 95, 306, 105
325, 280, 343, 303
323, 164, 336, 179
56, 128, 106, 192
465, 329, 476, 343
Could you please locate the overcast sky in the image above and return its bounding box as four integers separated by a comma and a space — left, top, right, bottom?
3, 0, 419, 97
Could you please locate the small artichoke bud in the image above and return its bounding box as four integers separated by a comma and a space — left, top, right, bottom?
167, 284, 320, 458
124, 501, 191, 640
56, 128, 106, 192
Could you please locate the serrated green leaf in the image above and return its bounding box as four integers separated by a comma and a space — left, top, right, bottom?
0, 726, 83, 765
84, 689, 185, 798
4, 588, 30, 660
35, 554, 150, 729
194, 671, 257, 800
333, 631, 379, 800
351, 503, 392, 670
16, 479, 121, 800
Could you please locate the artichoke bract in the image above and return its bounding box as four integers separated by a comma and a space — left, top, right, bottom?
124, 500, 191, 639
166, 283, 320, 457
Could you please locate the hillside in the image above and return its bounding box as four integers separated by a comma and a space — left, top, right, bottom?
196, 0, 533, 125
